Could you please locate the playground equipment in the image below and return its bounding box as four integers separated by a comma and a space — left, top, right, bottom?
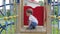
50, 15, 56, 18
0, 0, 51, 34
48, 0, 60, 34
0, 22, 14, 33
0, 0, 19, 34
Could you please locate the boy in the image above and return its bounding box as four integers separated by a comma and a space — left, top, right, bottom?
26, 8, 38, 29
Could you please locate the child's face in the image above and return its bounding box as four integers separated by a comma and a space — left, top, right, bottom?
26, 12, 30, 16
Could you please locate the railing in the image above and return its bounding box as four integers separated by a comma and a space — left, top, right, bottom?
0, 0, 19, 34
49, 0, 60, 34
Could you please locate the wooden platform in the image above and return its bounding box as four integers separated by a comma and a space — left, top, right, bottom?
20, 26, 46, 33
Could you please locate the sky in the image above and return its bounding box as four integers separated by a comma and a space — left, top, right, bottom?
0, 0, 58, 9
0, 0, 44, 9
0, 0, 10, 9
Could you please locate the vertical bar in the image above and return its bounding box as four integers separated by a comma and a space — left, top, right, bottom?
58, 0, 60, 34
16, 0, 18, 24
16, 0, 20, 4
5, 21, 8, 34
52, 0, 55, 34
53, 0, 55, 15
0, 24, 1, 34
53, 0, 59, 34
3, 0, 6, 16
3, 0, 8, 34
48, 0, 50, 3
9, 0, 13, 16
9, 0, 14, 34
52, 0, 58, 34
50, 0, 53, 34
14, 0, 18, 33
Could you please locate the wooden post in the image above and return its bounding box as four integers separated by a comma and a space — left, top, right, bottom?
16, 0, 21, 33
45, 0, 52, 34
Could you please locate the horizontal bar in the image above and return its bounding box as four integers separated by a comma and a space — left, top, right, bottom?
0, 15, 18, 20
51, 3, 60, 6
0, 4, 13, 7
51, 2, 59, 3
52, 5, 60, 6
52, 4, 60, 6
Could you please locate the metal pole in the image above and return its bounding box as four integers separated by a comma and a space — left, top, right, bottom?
50, 0, 53, 34
9, 0, 14, 34
16, 0, 18, 26
52, 0, 55, 34
13, 0, 18, 33
58, 0, 60, 34
3, 0, 8, 34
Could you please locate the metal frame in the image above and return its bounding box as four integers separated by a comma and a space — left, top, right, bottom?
0, 0, 18, 34
50, 0, 60, 34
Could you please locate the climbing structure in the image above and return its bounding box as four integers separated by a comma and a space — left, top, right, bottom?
0, 0, 18, 34
48, 0, 60, 34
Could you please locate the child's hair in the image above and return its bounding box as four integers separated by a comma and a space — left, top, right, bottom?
26, 8, 33, 14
